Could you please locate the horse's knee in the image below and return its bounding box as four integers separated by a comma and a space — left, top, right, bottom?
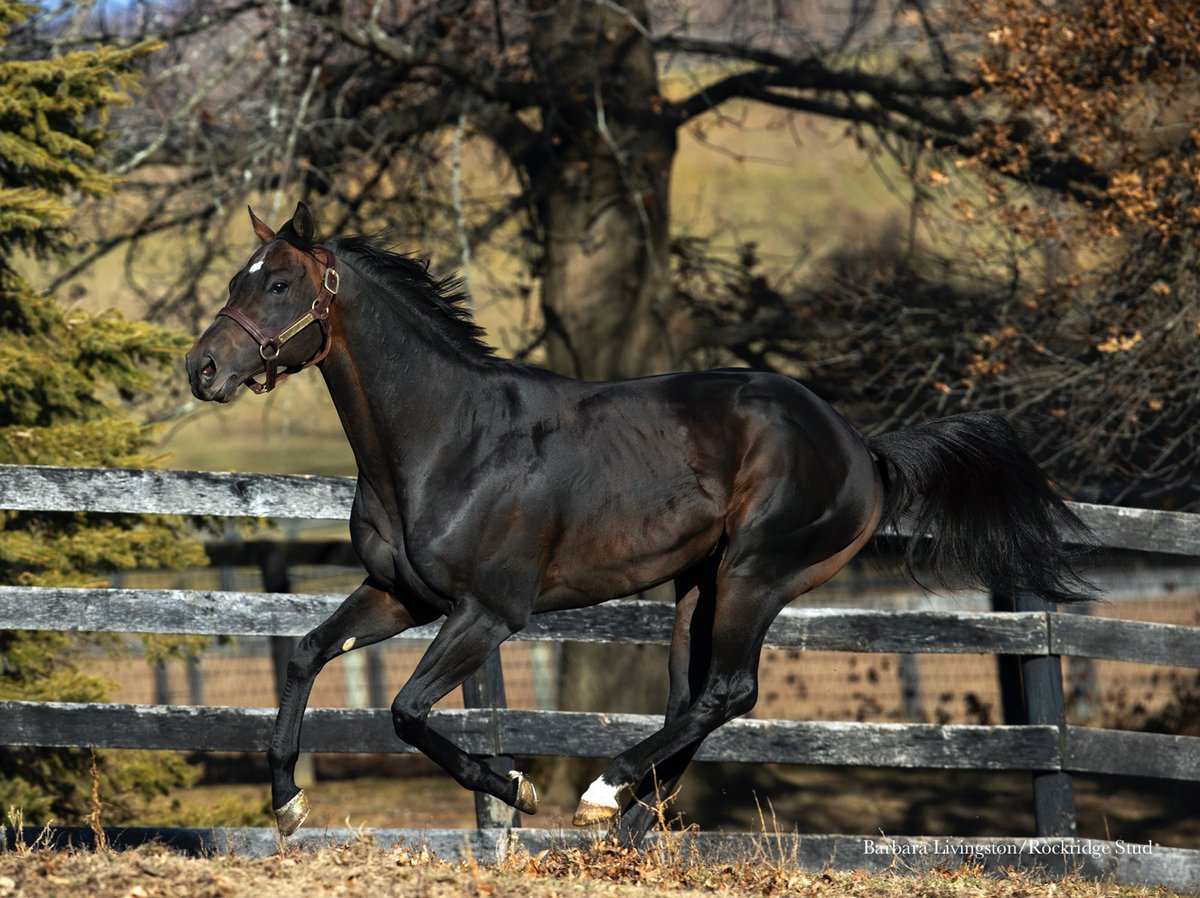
391, 693, 427, 741
285, 634, 324, 681
727, 686, 758, 719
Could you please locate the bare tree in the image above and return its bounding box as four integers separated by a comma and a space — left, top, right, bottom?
29, 1, 978, 364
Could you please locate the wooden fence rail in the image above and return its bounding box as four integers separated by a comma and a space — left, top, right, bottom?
3, 463, 1200, 889
5, 463, 1200, 554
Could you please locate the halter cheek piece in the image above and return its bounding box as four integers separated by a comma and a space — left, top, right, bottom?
216, 248, 339, 394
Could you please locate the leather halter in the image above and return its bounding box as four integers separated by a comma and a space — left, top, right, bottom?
217, 248, 340, 394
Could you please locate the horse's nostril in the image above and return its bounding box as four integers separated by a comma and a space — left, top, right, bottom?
200, 355, 217, 385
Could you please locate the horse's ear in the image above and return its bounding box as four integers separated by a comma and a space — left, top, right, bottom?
248, 206, 275, 244
291, 202, 316, 243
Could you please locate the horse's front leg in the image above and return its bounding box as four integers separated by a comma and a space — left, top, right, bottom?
268, 580, 435, 836
390, 597, 537, 814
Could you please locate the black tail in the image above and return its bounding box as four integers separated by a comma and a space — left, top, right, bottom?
867, 411, 1096, 604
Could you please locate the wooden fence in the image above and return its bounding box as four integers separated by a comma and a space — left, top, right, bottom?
3, 463, 1200, 890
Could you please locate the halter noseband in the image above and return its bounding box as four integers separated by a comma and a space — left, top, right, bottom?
217, 247, 340, 394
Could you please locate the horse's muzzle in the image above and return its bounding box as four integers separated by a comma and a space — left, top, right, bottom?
185, 348, 238, 403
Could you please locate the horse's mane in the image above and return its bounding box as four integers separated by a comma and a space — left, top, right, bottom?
326, 234, 497, 362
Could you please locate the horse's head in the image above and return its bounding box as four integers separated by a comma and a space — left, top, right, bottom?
185, 202, 339, 402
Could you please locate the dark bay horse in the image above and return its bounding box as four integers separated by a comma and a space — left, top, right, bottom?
185, 202, 1093, 841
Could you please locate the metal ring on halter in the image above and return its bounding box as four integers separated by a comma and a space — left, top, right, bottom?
260, 342, 281, 360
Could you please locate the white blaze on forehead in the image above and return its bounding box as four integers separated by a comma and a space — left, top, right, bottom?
580, 777, 620, 809
248, 259, 265, 273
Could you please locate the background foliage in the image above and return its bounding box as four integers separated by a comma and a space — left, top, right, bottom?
0, 0, 201, 822
18, 0, 1196, 507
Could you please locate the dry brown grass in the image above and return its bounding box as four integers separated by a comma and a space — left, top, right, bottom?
0, 834, 1183, 898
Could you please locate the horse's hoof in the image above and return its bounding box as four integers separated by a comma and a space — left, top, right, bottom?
573, 777, 621, 827
508, 770, 538, 815
573, 800, 618, 827
274, 790, 310, 837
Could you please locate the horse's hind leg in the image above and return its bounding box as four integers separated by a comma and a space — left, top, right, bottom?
573, 562, 774, 829
268, 580, 434, 835
575, 519, 878, 831
614, 556, 719, 843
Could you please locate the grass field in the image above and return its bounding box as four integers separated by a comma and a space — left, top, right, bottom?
0, 835, 1187, 898
121, 762, 1200, 853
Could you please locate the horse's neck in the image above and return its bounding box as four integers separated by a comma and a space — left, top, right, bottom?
317, 289, 483, 501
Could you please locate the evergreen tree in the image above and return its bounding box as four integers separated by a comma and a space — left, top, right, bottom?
0, 1, 203, 822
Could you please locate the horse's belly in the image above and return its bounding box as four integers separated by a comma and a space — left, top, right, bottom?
533, 510, 724, 611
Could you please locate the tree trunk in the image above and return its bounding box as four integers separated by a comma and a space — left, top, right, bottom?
525, 0, 678, 804
529, 0, 678, 380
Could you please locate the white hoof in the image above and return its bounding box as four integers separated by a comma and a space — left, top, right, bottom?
572, 777, 621, 827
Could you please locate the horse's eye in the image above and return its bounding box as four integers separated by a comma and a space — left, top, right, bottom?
269, 280, 289, 295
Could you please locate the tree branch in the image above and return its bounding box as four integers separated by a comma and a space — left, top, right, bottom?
301, 7, 530, 107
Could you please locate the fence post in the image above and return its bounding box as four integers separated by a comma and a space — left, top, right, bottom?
186, 656, 204, 706
998, 590, 1077, 837
261, 542, 315, 788
897, 653, 923, 721
152, 660, 170, 704
992, 591, 1025, 725
461, 649, 519, 829
1063, 603, 1099, 721
365, 647, 388, 709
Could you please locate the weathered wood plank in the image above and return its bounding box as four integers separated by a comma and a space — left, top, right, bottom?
1051, 613, 1200, 668
3, 465, 1199, 556
0, 701, 423, 754
1065, 727, 1200, 781
1070, 501, 1200, 557
0, 586, 350, 638
0, 464, 354, 520
2, 827, 1193, 891
693, 718, 1060, 769
0, 702, 1059, 769
765, 607, 1047, 654
0, 586, 1050, 654
486, 711, 1059, 769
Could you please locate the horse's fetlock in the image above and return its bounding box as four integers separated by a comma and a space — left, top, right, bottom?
267, 741, 295, 771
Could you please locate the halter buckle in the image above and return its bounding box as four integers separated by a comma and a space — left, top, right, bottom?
324, 268, 340, 295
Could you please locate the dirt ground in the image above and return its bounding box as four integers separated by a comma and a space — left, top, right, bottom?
0, 836, 1186, 898
6, 756, 1196, 897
